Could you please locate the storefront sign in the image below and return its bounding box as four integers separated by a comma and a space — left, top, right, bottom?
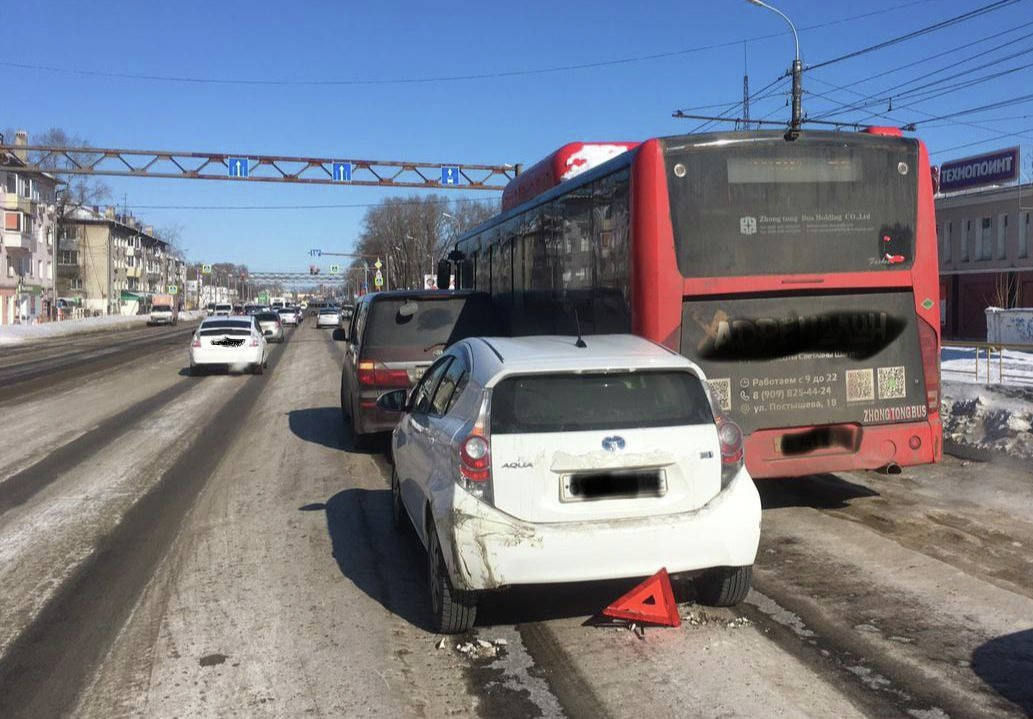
938, 147, 1019, 192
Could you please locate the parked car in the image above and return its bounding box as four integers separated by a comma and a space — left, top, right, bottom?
378, 334, 760, 633
254, 311, 284, 343
189, 316, 269, 375
316, 305, 340, 328
278, 306, 300, 326
214, 303, 233, 317
340, 290, 499, 443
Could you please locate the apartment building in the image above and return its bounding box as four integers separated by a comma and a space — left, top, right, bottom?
0, 131, 60, 325
59, 206, 186, 314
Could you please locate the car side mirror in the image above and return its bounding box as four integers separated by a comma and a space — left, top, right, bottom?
376, 389, 408, 413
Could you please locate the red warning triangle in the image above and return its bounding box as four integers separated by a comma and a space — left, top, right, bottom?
602, 568, 681, 627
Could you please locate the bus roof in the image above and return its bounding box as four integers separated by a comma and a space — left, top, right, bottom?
501, 141, 639, 211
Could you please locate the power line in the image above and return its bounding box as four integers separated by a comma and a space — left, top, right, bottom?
127, 197, 499, 211
0, 1, 942, 87
807, 0, 1024, 72
929, 130, 1033, 156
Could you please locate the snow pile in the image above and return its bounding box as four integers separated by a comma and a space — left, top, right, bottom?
0, 314, 149, 346
941, 347, 1033, 460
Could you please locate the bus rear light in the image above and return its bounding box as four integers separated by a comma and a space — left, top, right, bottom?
909, 435, 922, 450
917, 317, 940, 416
716, 416, 744, 489
357, 360, 410, 388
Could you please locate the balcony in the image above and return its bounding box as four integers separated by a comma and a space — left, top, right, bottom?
1, 195, 34, 213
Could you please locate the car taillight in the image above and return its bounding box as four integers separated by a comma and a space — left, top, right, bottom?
357, 360, 410, 388
716, 416, 744, 489
250, 336, 260, 346
191, 337, 201, 348
457, 392, 493, 503
917, 317, 940, 417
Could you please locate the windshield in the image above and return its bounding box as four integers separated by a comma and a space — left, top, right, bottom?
152, 305, 172, 312
363, 295, 499, 352
490, 371, 713, 434
664, 133, 918, 276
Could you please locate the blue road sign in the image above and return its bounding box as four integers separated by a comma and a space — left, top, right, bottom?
441, 166, 460, 185
332, 162, 352, 182
228, 157, 249, 178
309, 249, 322, 257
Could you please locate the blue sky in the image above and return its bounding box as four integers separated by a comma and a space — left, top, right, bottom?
5, 0, 1032, 272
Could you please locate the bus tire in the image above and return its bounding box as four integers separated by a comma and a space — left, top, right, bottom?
697, 565, 752, 607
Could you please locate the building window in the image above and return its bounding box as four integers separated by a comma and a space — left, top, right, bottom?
4, 211, 22, 232
4, 173, 15, 194
943, 222, 952, 262
978, 217, 992, 261
1020, 212, 1030, 259
70, 278, 83, 290
963, 220, 972, 261
997, 213, 1008, 259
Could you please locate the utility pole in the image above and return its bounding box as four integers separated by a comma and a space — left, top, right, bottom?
746, 0, 802, 140
742, 44, 751, 131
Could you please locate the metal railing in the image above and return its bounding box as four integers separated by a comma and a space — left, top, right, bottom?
943, 341, 1033, 384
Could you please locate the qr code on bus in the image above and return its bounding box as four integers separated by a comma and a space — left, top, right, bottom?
845, 369, 875, 402
877, 366, 906, 399
707, 378, 731, 411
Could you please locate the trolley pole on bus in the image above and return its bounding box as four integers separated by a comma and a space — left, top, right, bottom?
746, 0, 802, 140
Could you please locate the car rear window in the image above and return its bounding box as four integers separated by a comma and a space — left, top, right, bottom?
490, 371, 714, 434
256, 313, 279, 322
363, 296, 498, 351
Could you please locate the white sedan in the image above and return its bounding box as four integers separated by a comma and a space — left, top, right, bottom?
189, 316, 269, 375
380, 334, 761, 633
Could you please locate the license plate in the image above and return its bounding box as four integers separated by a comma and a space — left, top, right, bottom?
560, 470, 666, 502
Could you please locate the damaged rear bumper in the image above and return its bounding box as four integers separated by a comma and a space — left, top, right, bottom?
443, 469, 761, 591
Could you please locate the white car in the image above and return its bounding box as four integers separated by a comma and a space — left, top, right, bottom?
380, 334, 762, 633
213, 303, 233, 317
189, 316, 269, 375
277, 306, 300, 326
316, 306, 339, 328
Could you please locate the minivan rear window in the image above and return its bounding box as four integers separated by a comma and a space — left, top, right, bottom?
363, 296, 499, 351
490, 371, 713, 434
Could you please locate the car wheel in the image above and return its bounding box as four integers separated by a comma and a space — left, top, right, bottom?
189, 364, 202, 377
391, 469, 407, 532
696, 565, 752, 607
252, 362, 264, 375
426, 519, 477, 634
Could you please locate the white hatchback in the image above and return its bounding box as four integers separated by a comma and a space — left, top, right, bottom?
189, 317, 269, 375
379, 334, 761, 633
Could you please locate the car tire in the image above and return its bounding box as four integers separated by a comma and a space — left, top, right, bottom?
189, 364, 202, 377
252, 362, 264, 375
427, 519, 477, 634
697, 565, 752, 607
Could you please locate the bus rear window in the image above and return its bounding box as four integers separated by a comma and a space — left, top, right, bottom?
664, 134, 918, 277
490, 371, 713, 434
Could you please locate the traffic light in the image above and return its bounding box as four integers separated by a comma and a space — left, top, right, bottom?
309, 265, 320, 275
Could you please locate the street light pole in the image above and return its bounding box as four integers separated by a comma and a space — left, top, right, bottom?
746, 0, 802, 139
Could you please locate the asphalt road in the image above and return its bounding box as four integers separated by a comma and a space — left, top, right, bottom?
0, 321, 1030, 718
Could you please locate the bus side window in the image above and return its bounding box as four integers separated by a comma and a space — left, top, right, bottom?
593, 171, 632, 333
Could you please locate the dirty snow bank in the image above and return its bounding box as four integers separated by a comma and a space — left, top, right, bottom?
0, 311, 203, 346
941, 347, 1033, 461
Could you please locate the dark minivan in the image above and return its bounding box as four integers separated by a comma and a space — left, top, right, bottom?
341, 290, 499, 442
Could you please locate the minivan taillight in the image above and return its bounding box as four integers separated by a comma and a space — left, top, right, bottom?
457, 393, 493, 504
716, 416, 744, 489
357, 360, 411, 388
917, 317, 940, 417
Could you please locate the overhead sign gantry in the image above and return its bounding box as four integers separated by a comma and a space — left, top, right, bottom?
0, 143, 518, 190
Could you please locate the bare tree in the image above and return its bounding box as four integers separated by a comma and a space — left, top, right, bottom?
354, 195, 500, 290
22, 128, 113, 208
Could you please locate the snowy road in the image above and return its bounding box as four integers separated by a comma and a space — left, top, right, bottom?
0, 324, 1030, 718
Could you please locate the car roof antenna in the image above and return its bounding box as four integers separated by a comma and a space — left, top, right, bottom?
574, 309, 587, 348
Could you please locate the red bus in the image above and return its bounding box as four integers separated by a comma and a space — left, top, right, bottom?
447, 129, 941, 479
